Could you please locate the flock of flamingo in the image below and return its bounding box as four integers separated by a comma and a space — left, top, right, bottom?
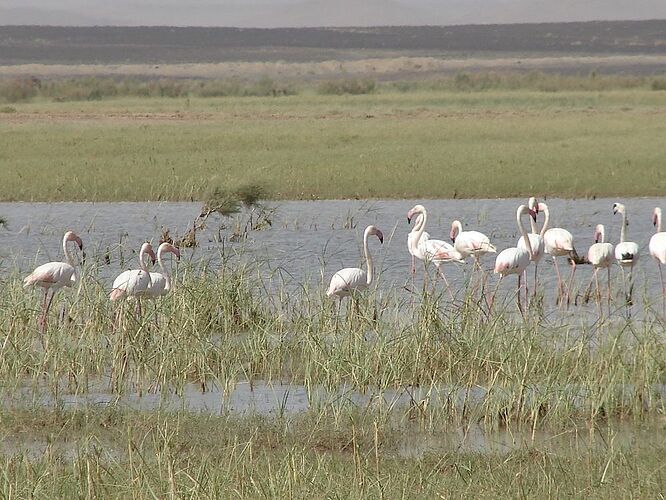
20, 198, 666, 333
327, 199, 666, 316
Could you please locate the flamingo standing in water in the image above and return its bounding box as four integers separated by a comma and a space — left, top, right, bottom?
585, 224, 615, 312
612, 202, 639, 303
649, 207, 666, 315
450, 219, 496, 300
491, 204, 536, 315
407, 205, 465, 298
110, 242, 156, 319
327, 225, 383, 304
23, 230, 84, 334
542, 203, 579, 305
146, 242, 181, 300
517, 197, 545, 294
407, 213, 430, 276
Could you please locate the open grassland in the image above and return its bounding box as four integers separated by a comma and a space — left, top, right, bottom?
0, 252, 665, 496
1, 87, 666, 201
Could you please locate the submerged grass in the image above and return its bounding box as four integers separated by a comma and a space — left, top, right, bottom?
1, 89, 666, 201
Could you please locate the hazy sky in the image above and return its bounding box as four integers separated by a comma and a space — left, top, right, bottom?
1, 0, 665, 27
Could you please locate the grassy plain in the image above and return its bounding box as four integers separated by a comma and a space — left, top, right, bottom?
1, 88, 666, 201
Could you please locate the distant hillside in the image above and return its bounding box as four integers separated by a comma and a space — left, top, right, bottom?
0, 21, 665, 65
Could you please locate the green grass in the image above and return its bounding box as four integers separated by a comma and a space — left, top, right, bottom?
1, 89, 665, 201
0, 408, 664, 498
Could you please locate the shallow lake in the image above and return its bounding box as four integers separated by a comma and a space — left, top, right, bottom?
1, 198, 664, 315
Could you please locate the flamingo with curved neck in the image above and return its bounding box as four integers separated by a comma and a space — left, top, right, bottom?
327, 225, 383, 299
407, 204, 464, 298
492, 204, 536, 315
110, 242, 157, 323
147, 243, 181, 298
23, 230, 84, 334
541, 202, 579, 305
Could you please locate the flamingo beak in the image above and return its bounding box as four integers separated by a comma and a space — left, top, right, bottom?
529, 209, 537, 222
376, 230, 384, 244
149, 250, 157, 265
612, 204, 618, 215
406, 210, 414, 224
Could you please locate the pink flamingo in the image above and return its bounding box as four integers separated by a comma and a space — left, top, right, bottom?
517, 197, 545, 294
146, 242, 181, 299
407, 205, 464, 298
327, 225, 383, 300
110, 242, 156, 319
450, 218, 496, 301
612, 202, 640, 303
585, 224, 615, 312
23, 230, 84, 334
649, 207, 666, 315
491, 204, 536, 315
542, 203, 579, 304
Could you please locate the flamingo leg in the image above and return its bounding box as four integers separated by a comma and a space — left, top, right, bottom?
489, 275, 503, 316
524, 269, 529, 310
517, 273, 524, 318
658, 262, 665, 318
565, 261, 577, 307
42, 290, 57, 334
553, 257, 563, 303
593, 268, 602, 316
606, 266, 610, 317
38, 288, 49, 334
627, 267, 634, 305
436, 265, 455, 301
533, 263, 539, 298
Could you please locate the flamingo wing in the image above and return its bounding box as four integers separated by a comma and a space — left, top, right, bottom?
326, 268, 367, 297
649, 233, 666, 264
24, 262, 76, 289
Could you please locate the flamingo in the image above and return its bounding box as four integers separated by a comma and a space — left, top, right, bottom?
649, 207, 666, 315
407, 205, 465, 298
110, 242, 156, 319
491, 204, 536, 315
146, 242, 181, 299
542, 203, 579, 305
407, 213, 430, 276
612, 202, 639, 303
449, 220, 496, 261
327, 225, 383, 301
23, 230, 84, 334
585, 224, 615, 312
517, 196, 545, 294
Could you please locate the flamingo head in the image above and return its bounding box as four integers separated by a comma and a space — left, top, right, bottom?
612, 202, 625, 216
366, 225, 384, 244
529, 208, 537, 222
528, 197, 538, 214
140, 243, 157, 265
64, 231, 83, 251
593, 224, 604, 244
537, 202, 547, 214
653, 207, 661, 227
160, 242, 181, 260
450, 220, 461, 243
406, 205, 425, 224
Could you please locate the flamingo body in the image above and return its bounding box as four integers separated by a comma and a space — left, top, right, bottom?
327, 268, 368, 298
650, 232, 666, 264
614, 241, 639, 267
451, 227, 496, 259
110, 269, 152, 301
23, 261, 76, 290
494, 247, 530, 277
543, 228, 575, 257
517, 233, 544, 263
588, 243, 615, 269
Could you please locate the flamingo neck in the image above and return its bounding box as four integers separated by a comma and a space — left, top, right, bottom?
656, 209, 663, 233
139, 248, 149, 273
517, 207, 533, 260
158, 248, 172, 291
63, 235, 75, 267
364, 228, 373, 286
413, 210, 427, 252
620, 210, 627, 243
539, 204, 550, 238
599, 225, 606, 243
529, 213, 537, 234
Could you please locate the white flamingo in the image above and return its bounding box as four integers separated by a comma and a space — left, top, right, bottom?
407, 205, 465, 298
585, 224, 615, 311
542, 203, 579, 304
649, 207, 666, 315
612, 202, 639, 303
327, 225, 383, 301
23, 231, 84, 334
110, 242, 156, 318
449, 220, 496, 262
146, 242, 181, 299
517, 196, 545, 294
491, 204, 536, 315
